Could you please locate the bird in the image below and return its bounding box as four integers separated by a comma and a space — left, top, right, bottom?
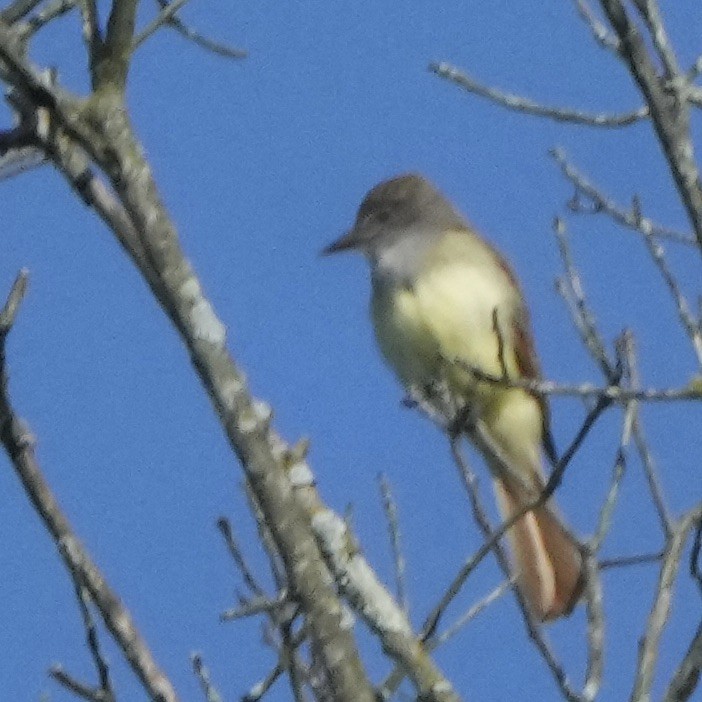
323, 173, 583, 621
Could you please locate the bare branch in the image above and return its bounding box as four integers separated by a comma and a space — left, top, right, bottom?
132, 0, 247, 58
294, 475, 460, 702
599, 0, 702, 253
431, 578, 514, 649
553, 217, 617, 379
49, 583, 115, 701
449, 443, 585, 702
0, 274, 180, 702
0, 36, 374, 694
627, 341, 673, 536
430, 61, 648, 127
591, 448, 626, 551
454, 358, 700, 404
49, 666, 105, 702
73, 583, 114, 700
220, 593, 291, 622
161, 13, 247, 58
96, 0, 139, 90
76, 0, 101, 65
191, 654, 224, 702
692, 519, 702, 596
631, 0, 680, 80
0, 269, 29, 333
378, 473, 409, 615
133, 0, 191, 48
687, 55, 702, 83
600, 552, 663, 569
15, 0, 77, 40
553, 150, 702, 369
551, 148, 695, 245
0, 0, 44, 23
572, 0, 621, 54
663, 621, 702, 702
631, 507, 702, 702
216, 516, 266, 597
582, 552, 606, 702
633, 194, 702, 368
417, 392, 608, 642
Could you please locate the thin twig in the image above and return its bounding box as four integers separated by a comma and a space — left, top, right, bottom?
0, 269, 29, 333
16, 0, 77, 40
631, 0, 680, 80
378, 473, 409, 614
599, 552, 663, 569
243, 481, 287, 591
430, 61, 648, 127
133, 0, 192, 48
552, 147, 695, 245
450, 443, 585, 702
147, 0, 247, 59
216, 516, 266, 597
591, 448, 626, 552
553, 216, 616, 378
242, 626, 309, 702
421, 396, 607, 640
591, 334, 635, 552
631, 507, 702, 702
281, 619, 310, 702
692, 518, 702, 597
72, 582, 114, 700
572, 0, 621, 54
687, 54, 702, 83
633, 194, 702, 368
663, 621, 702, 702
0, 273, 180, 702
431, 578, 514, 649
191, 654, 223, 702
220, 593, 290, 622
455, 361, 699, 404
243, 660, 285, 702
627, 340, 673, 536
49, 666, 104, 702
582, 551, 606, 701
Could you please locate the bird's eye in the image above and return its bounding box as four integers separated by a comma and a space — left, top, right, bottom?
375, 209, 390, 223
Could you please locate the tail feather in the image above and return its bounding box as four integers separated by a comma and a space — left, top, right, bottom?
494, 475, 583, 621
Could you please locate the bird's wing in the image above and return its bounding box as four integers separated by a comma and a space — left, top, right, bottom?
512, 304, 559, 466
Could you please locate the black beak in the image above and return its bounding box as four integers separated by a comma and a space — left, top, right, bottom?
321, 228, 363, 256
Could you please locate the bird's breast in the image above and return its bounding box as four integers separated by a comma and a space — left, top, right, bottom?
370, 258, 519, 395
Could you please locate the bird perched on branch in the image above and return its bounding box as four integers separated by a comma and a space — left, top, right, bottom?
324, 173, 583, 621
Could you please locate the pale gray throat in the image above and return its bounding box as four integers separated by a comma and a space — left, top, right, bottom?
369, 226, 443, 290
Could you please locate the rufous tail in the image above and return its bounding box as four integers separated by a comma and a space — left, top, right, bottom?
493, 474, 584, 621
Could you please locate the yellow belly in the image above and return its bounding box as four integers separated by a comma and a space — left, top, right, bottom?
371, 259, 517, 392
370, 255, 543, 469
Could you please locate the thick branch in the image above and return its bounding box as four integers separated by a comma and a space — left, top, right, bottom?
94, 0, 139, 90
294, 468, 460, 702
0, 26, 375, 700
599, 0, 702, 253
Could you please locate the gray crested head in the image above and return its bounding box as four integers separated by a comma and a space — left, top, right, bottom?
323, 173, 468, 286
323, 173, 466, 258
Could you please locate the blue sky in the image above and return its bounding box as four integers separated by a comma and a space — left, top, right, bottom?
1, 2, 701, 700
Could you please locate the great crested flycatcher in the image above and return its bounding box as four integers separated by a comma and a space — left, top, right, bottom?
323, 173, 583, 621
